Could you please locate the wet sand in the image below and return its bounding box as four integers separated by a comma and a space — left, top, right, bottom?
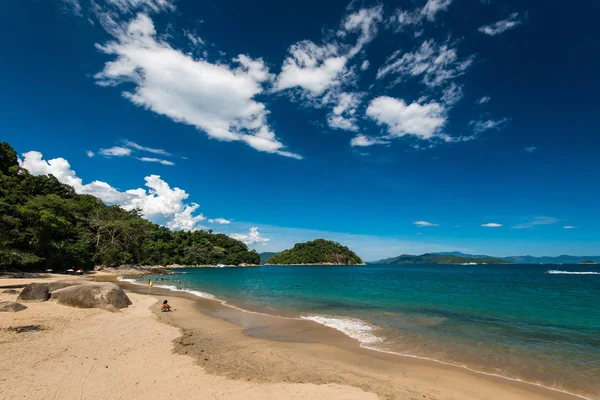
107, 275, 588, 400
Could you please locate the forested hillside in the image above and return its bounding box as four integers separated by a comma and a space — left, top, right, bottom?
267, 239, 362, 265
0, 142, 259, 271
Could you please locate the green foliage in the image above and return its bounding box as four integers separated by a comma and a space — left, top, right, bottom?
0, 142, 259, 271
370, 253, 511, 265
0, 142, 18, 175
267, 239, 362, 265
259, 252, 276, 264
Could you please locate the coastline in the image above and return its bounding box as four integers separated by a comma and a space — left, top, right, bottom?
0, 273, 591, 400
108, 274, 589, 400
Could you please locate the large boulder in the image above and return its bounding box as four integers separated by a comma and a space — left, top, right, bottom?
17, 283, 50, 302
48, 281, 81, 293
0, 301, 28, 312
50, 282, 132, 310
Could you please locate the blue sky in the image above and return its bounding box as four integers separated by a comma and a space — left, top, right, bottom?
2, 0, 599, 259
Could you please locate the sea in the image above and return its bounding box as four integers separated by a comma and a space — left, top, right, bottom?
123, 264, 600, 398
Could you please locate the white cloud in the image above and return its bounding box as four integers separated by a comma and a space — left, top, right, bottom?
360, 60, 370, 70
563, 226, 578, 229
524, 146, 537, 153
99, 146, 132, 157
19, 151, 213, 231
388, 0, 453, 31
350, 134, 389, 147
366, 96, 447, 140
324, 91, 362, 131
123, 139, 170, 156
477, 96, 491, 105
274, 6, 383, 131
274, 41, 347, 96
209, 218, 232, 224
138, 157, 175, 166
377, 40, 474, 88
414, 221, 439, 227
230, 227, 270, 246
184, 30, 205, 47
469, 118, 508, 134
86, 151, 95, 157
105, 0, 175, 14
481, 223, 502, 227
512, 217, 558, 229
95, 14, 300, 159
422, 0, 453, 21
441, 82, 464, 106
479, 13, 521, 36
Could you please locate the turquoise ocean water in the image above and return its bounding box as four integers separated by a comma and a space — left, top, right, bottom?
126, 264, 600, 397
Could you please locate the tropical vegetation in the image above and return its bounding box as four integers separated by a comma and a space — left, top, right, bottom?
267, 239, 363, 265
0, 142, 259, 271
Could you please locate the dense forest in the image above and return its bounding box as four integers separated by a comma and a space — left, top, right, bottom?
267, 239, 363, 265
0, 142, 259, 271
369, 253, 511, 265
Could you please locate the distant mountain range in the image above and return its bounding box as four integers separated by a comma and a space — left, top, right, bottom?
369, 253, 510, 265
370, 251, 600, 265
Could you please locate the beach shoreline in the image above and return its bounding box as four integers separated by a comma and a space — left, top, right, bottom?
0, 272, 591, 400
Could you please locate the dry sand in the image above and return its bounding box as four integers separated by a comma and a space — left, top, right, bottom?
0, 274, 588, 400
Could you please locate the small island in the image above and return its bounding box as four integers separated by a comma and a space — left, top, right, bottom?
578, 260, 598, 265
266, 239, 363, 265
369, 253, 511, 265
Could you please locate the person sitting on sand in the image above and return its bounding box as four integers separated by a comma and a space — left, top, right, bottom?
161, 300, 172, 312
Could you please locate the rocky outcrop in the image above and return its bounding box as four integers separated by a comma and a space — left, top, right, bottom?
50, 282, 132, 310
17, 283, 50, 302
2, 289, 20, 295
0, 301, 28, 312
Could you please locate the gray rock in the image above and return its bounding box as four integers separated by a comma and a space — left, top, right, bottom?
17, 283, 50, 302
50, 282, 132, 310
48, 281, 81, 293
0, 301, 28, 312
2, 289, 19, 295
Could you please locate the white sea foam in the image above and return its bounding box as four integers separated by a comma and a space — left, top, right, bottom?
547, 270, 599, 275
116, 277, 216, 299
301, 315, 384, 345
116, 277, 144, 285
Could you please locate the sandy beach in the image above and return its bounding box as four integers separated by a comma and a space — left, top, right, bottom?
0, 273, 587, 400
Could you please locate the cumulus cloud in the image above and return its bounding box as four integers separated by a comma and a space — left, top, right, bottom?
95, 13, 300, 159
469, 118, 508, 134
360, 60, 370, 70
230, 227, 270, 246
274, 6, 383, 131
366, 96, 447, 141
138, 157, 175, 166
512, 217, 558, 229
208, 218, 231, 224
479, 13, 521, 36
19, 151, 218, 231
324, 91, 362, 131
86, 151, 95, 157
99, 146, 132, 157
377, 40, 474, 88
481, 223, 502, 227
414, 221, 439, 227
